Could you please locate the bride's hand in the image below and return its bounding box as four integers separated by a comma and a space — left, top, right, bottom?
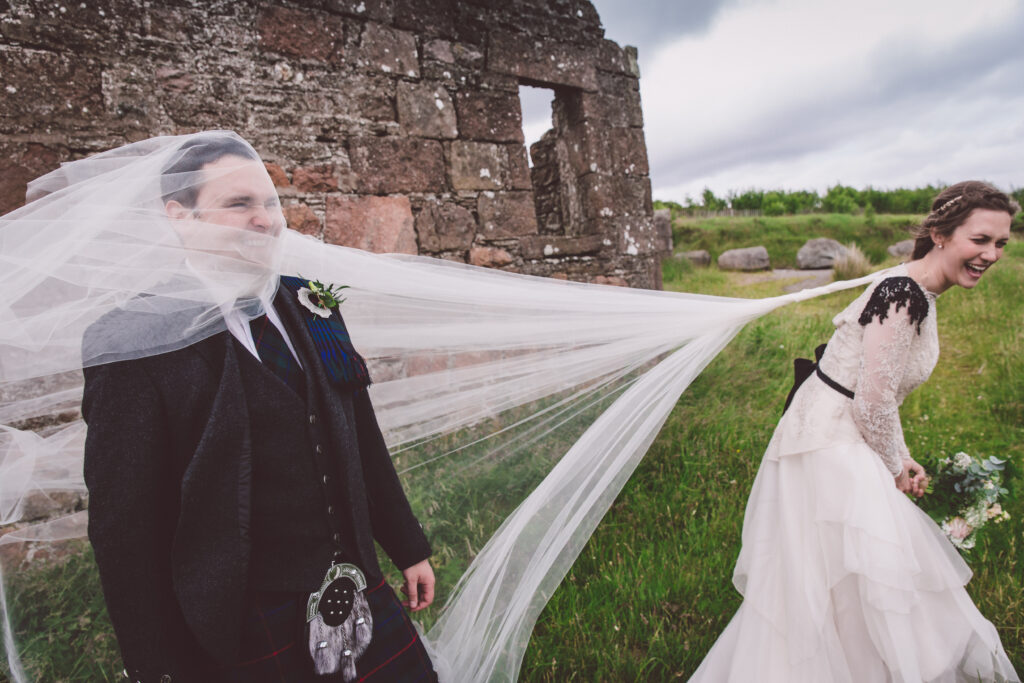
895, 457, 928, 498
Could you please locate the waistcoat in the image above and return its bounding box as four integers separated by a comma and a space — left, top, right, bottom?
236, 340, 357, 592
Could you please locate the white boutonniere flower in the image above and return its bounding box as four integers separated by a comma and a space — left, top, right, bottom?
298, 279, 349, 319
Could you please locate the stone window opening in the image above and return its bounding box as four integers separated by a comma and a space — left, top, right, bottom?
517, 82, 585, 238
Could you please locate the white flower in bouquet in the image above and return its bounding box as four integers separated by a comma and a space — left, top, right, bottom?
964, 506, 986, 528
953, 451, 972, 472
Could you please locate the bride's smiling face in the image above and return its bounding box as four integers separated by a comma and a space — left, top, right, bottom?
932, 208, 1011, 290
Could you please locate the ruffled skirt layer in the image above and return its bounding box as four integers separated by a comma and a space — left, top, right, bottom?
690, 438, 1020, 682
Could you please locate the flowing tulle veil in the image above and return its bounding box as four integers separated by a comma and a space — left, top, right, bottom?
0, 132, 879, 682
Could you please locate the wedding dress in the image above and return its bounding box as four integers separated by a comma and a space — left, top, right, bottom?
689, 263, 1019, 682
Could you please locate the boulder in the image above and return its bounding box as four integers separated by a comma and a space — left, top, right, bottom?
675, 249, 710, 266
796, 238, 848, 269
887, 239, 914, 259
718, 246, 770, 271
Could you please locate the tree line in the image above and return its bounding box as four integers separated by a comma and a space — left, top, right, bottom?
657, 185, 1024, 217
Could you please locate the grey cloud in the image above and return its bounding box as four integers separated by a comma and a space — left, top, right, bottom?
590, 0, 734, 51
649, 4, 1024, 189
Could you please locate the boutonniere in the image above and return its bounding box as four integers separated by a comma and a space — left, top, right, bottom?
298, 278, 349, 319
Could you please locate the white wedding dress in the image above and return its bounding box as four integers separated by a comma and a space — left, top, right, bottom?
690, 264, 1020, 682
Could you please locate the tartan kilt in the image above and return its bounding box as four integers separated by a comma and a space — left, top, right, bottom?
217, 579, 438, 683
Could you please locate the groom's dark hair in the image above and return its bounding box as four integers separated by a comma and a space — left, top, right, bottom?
161, 134, 261, 208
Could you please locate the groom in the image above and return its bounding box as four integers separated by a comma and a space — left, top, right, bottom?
82, 135, 438, 682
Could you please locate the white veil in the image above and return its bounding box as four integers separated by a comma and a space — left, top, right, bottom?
0, 132, 878, 682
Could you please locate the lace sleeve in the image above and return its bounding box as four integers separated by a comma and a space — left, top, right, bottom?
852, 278, 928, 475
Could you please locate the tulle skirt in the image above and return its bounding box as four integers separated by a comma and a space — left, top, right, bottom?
690, 437, 1020, 682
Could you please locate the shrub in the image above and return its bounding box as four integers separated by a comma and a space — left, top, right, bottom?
833, 243, 872, 279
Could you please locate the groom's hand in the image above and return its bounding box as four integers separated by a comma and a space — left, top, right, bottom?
400, 559, 435, 612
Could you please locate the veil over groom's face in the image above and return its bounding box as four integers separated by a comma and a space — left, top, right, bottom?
165, 154, 285, 265
163, 152, 286, 300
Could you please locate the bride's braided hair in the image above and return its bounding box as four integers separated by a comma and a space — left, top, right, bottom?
910, 181, 1019, 259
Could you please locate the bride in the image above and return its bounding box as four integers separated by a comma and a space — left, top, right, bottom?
690, 181, 1020, 682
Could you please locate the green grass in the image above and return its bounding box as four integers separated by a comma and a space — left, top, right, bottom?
3, 237, 1022, 682
674, 213, 921, 268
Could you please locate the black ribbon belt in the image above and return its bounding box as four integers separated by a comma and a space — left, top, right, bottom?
815, 364, 854, 400
783, 343, 854, 413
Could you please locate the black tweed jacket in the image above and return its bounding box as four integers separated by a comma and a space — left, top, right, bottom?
82, 280, 431, 681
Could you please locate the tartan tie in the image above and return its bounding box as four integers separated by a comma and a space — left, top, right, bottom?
249, 314, 306, 398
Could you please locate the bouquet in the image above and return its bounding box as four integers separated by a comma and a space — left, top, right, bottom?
917, 451, 1011, 552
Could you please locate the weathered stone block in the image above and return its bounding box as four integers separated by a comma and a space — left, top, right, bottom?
487, 32, 598, 91
677, 250, 711, 266
397, 81, 457, 139
506, 144, 533, 191
580, 175, 651, 219
614, 217, 658, 256
595, 39, 630, 75
415, 200, 476, 252
521, 235, 605, 259
565, 122, 648, 177
323, 0, 393, 22
796, 238, 849, 269
154, 66, 195, 95
469, 246, 515, 268
718, 246, 770, 271
624, 46, 641, 78
264, 162, 291, 187
448, 141, 507, 190
592, 275, 628, 287
393, 0, 456, 38
452, 43, 485, 70
455, 91, 524, 142
0, 51, 102, 132
292, 164, 340, 192
349, 137, 446, 194
477, 191, 538, 240
406, 352, 450, 377
358, 22, 419, 77
424, 39, 455, 63
888, 239, 915, 258
0, 144, 62, 214
325, 195, 417, 254
257, 5, 344, 63
653, 208, 673, 253
283, 203, 321, 236
568, 91, 644, 129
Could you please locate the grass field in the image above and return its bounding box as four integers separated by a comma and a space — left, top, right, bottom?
3, 217, 1022, 681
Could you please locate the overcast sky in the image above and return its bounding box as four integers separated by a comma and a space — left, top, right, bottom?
521, 0, 1024, 204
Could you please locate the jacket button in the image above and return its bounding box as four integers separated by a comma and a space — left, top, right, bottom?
309, 413, 317, 425
322, 474, 330, 485
315, 444, 323, 454
332, 532, 341, 544
327, 505, 335, 515
160, 676, 172, 683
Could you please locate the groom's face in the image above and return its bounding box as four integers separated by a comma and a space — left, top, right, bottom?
166, 154, 285, 265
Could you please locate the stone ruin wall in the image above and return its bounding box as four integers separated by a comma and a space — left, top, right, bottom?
0, 0, 672, 288
0, 0, 673, 539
